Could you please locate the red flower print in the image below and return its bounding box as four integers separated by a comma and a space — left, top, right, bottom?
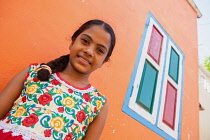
33, 77, 39, 82
82, 126, 86, 131
22, 113, 39, 127
68, 89, 73, 94
97, 93, 101, 96
32, 63, 39, 65
82, 93, 91, 102
51, 79, 61, 85
76, 110, 86, 123
64, 133, 73, 140
6, 119, 11, 123
94, 107, 97, 113
44, 129, 52, 137
22, 96, 26, 103
38, 93, 52, 106
58, 107, 64, 113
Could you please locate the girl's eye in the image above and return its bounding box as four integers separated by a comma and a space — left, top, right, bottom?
81, 39, 89, 44
98, 48, 104, 54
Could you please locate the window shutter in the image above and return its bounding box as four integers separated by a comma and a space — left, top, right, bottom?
162, 82, 177, 130
136, 61, 158, 114
147, 26, 163, 64
168, 48, 180, 83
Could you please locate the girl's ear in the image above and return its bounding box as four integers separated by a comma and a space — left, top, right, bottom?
69, 42, 73, 50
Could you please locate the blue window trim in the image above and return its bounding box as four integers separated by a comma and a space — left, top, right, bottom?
122, 12, 185, 140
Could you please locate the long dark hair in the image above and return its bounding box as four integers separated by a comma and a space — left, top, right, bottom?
37, 19, 116, 81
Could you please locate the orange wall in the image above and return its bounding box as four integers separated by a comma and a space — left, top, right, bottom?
0, 0, 199, 139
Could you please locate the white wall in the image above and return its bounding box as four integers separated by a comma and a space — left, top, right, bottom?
199, 64, 210, 140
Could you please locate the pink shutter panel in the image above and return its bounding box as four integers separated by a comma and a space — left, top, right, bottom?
162, 82, 177, 130
147, 26, 163, 65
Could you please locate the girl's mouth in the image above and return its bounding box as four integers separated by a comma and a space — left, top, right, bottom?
77, 55, 91, 65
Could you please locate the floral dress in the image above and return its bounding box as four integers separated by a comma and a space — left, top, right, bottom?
0, 64, 107, 140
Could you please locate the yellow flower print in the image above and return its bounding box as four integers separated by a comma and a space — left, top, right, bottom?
87, 106, 91, 112
96, 100, 102, 110
88, 117, 93, 124
50, 116, 65, 132
91, 92, 97, 96
13, 104, 19, 110
75, 126, 80, 133
62, 97, 75, 108
26, 84, 38, 95
77, 136, 83, 140
56, 89, 63, 94
44, 109, 52, 114
12, 106, 26, 118
16, 97, 22, 103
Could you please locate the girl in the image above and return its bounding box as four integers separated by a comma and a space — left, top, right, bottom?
0, 19, 116, 140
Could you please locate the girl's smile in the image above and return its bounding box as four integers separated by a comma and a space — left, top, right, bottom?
77, 55, 92, 65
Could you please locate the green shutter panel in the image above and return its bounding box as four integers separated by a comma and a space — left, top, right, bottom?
168, 48, 179, 83
136, 61, 158, 114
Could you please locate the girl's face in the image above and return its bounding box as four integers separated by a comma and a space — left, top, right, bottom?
69, 25, 111, 75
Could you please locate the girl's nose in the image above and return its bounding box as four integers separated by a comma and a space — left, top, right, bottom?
83, 47, 94, 57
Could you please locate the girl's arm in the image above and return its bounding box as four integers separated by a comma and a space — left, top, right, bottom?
83, 102, 108, 140
0, 67, 29, 119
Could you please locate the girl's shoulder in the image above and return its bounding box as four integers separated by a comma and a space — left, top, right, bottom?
88, 89, 107, 101
28, 63, 40, 72
23, 63, 40, 84
86, 88, 107, 116
25, 63, 40, 75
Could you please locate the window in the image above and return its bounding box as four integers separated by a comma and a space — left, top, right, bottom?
122, 12, 184, 140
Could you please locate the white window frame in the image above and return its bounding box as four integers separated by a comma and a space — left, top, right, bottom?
128, 17, 167, 124
157, 40, 184, 139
